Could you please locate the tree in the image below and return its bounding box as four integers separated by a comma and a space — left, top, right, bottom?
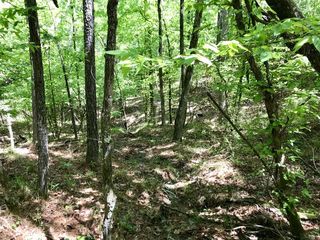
232, 0, 307, 238
25, 0, 49, 198
83, 0, 99, 166
157, 0, 165, 125
101, 1, 119, 238
173, 0, 204, 141
216, 9, 228, 112
179, 0, 185, 94
101, 0, 119, 190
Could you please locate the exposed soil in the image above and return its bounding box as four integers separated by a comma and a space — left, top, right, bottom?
0, 99, 319, 239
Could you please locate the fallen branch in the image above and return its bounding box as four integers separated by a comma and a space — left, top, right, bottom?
206, 91, 272, 176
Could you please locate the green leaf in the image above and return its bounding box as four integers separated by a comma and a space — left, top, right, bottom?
293, 36, 311, 52
195, 54, 212, 66
204, 43, 219, 53
312, 36, 320, 53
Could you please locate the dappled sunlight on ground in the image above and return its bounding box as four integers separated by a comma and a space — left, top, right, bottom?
1, 105, 319, 239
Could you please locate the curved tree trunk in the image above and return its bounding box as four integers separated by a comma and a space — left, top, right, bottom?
83, 0, 99, 166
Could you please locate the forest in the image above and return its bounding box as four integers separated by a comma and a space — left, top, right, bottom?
0, 0, 320, 239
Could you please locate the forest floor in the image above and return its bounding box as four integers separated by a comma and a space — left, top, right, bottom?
0, 97, 320, 240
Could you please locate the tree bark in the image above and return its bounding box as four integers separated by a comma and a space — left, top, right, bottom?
265, 0, 320, 74
216, 9, 228, 113
173, 0, 204, 141
56, 44, 78, 140
101, 0, 119, 188
149, 83, 156, 124
179, 0, 185, 94
47, 46, 59, 139
232, 1, 307, 238
157, 0, 165, 125
101, 1, 119, 239
83, 0, 99, 166
25, 0, 49, 198
163, 19, 173, 124
71, 1, 83, 115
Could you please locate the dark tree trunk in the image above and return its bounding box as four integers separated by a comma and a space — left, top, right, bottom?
25, 0, 49, 198
157, 0, 165, 125
56, 44, 78, 140
116, 74, 128, 130
163, 19, 173, 124
265, 0, 320, 74
173, 0, 204, 141
101, 0, 119, 188
149, 83, 156, 124
101, 1, 119, 239
47, 46, 59, 139
179, 0, 185, 93
83, 0, 99, 166
216, 9, 228, 112
31, 76, 37, 143
71, 1, 83, 115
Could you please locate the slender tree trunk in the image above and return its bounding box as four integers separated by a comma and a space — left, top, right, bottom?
116, 76, 128, 130
47, 46, 59, 139
173, 0, 204, 141
101, 0, 118, 189
25, 0, 49, 198
101, 0, 119, 239
149, 83, 156, 124
31, 78, 37, 143
179, 0, 185, 94
157, 0, 165, 125
216, 9, 228, 113
163, 19, 173, 124
232, 1, 307, 238
71, 1, 83, 116
6, 114, 14, 150
56, 44, 78, 140
83, 0, 99, 166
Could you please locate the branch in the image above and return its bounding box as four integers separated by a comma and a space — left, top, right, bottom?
206, 90, 272, 176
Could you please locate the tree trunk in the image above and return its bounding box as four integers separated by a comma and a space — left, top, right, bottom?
149, 83, 156, 124
265, 0, 320, 74
179, 0, 185, 94
232, 1, 307, 238
173, 0, 204, 141
31, 78, 37, 144
83, 0, 99, 166
71, 1, 82, 109
47, 46, 59, 139
25, 0, 49, 198
216, 9, 229, 113
101, 0, 119, 239
163, 19, 173, 124
56, 44, 78, 140
6, 114, 14, 150
101, 0, 118, 188
157, 0, 165, 125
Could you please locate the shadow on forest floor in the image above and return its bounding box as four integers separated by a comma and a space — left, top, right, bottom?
0, 142, 102, 239
0, 103, 320, 239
